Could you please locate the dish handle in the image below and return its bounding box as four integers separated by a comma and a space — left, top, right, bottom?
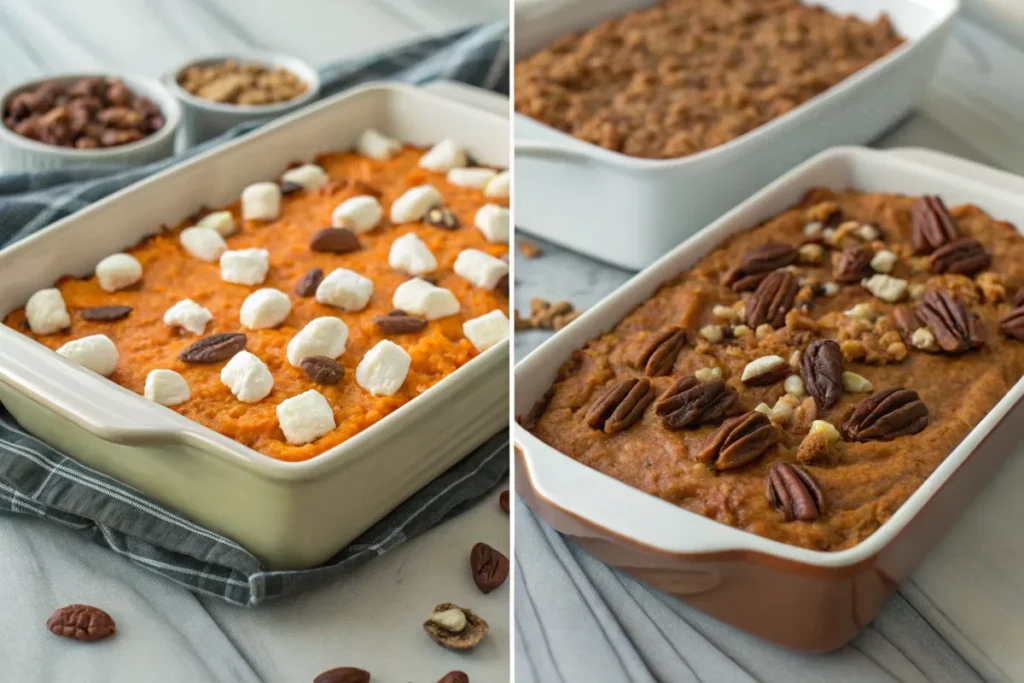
0, 330, 197, 445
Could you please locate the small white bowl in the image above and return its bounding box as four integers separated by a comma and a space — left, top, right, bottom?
163, 51, 321, 145
0, 72, 181, 173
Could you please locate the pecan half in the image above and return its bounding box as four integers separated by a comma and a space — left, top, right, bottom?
300, 356, 344, 385
80, 305, 132, 322
723, 242, 798, 291
697, 411, 778, 471
892, 306, 920, 342
374, 309, 427, 334
655, 376, 738, 429
800, 339, 844, 410
915, 291, 984, 354
1000, 304, 1024, 342
911, 195, 959, 254
929, 238, 991, 276
766, 462, 826, 522
425, 206, 460, 230
310, 227, 361, 253
178, 332, 247, 363
470, 542, 509, 593
314, 668, 371, 683
745, 270, 798, 329
841, 386, 929, 442
295, 267, 324, 297
46, 604, 116, 642
438, 672, 469, 683
585, 378, 655, 434
834, 246, 873, 283
633, 326, 687, 376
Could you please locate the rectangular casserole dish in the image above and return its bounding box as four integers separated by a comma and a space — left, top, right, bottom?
513, 146, 1024, 652
0, 82, 510, 570
514, 0, 959, 270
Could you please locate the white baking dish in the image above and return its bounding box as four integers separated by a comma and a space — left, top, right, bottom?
0, 82, 509, 570
514, 146, 1024, 650
514, 0, 959, 270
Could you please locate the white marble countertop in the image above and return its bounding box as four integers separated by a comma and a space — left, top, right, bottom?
0, 3, 509, 683
514, 15, 1024, 682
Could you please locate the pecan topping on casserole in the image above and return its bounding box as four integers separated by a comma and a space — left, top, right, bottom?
526, 188, 1024, 551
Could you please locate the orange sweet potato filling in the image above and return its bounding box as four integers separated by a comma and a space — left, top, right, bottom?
4, 147, 508, 461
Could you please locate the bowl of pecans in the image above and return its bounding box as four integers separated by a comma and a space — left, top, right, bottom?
164, 51, 320, 144
0, 72, 181, 172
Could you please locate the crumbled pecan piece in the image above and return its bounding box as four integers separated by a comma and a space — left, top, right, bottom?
765, 462, 826, 521
633, 326, 687, 376
834, 246, 873, 283
800, 339, 844, 410
745, 270, 798, 329
519, 239, 543, 258
975, 272, 1006, 303
697, 411, 778, 471
911, 195, 960, 254
655, 376, 737, 429
841, 386, 929, 442
723, 242, 797, 291
929, 238, 991, 276
584, 378, 655, 434
795, 432, 829, 464
806, 201, 841, 225
915, 291, 984, 354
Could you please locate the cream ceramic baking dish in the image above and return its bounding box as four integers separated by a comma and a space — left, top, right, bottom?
0, 82, 510, 570
514, 146, 1024, 652
514, 0, 959, 270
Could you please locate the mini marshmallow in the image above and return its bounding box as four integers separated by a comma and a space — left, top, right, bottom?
356, 339, 411, 396
180, 226, 227, 262
241, 182, 281, 221
483, 170, 510, 198
390, 184, 442, 224
447, 167, 497, 190
474, 204, 509, 243
25, 288, 70, 335
220, 248, 270, 285
392, 278, 460, 320
144, 369, 190, 406
316, 268, 374, 311
57, 334, 118, 377
95, 253, 143, 292
388, 233, 437, 276
276, 390, 336, 445
332, 195, 383, 233
281, 164, 328, 191
195, 210, 237, 237
463, 310, 509, 352
163, 298, 213, 335
240, 288, 292, 330
357, 128, 401, 161
286, 316, 349, 367
220, 350, 274, 403
419, 139, 467, 172
454, 249, 508, 289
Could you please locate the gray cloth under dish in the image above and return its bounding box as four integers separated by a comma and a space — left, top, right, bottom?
0, 22, 509, 607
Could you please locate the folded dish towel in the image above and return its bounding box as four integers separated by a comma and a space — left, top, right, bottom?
0, 22, 509, 607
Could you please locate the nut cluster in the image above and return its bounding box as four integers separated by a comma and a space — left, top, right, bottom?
3, 77, 164, 149
178, 60, 307, 105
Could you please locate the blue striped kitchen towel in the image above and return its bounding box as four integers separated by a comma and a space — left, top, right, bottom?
0, 22, 509, 607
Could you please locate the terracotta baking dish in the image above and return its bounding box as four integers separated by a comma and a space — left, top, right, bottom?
513, 146, 1024, 651
0, 82, 510, 570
